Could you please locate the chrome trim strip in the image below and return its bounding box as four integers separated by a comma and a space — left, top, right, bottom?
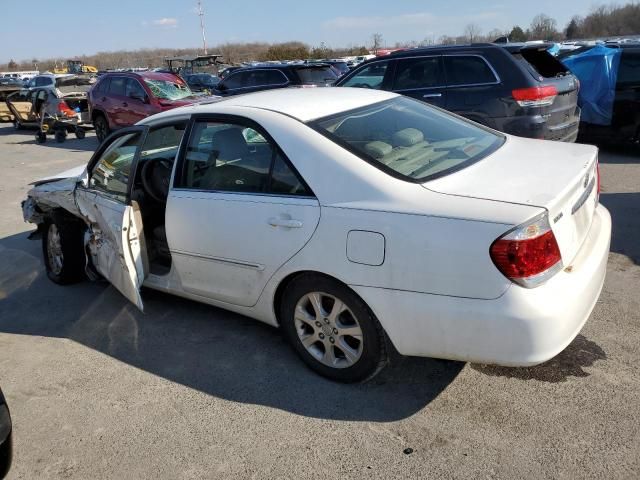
572, 177, 596, 215
170, 249, 265, 270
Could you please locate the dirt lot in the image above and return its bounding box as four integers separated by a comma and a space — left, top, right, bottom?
0, 124, 639, 479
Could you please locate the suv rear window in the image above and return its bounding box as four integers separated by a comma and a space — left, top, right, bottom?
296, 66, 338, 85
445, 56, 497, 85
515, 48, 569, 78
310, 97, 504, 182
617, 52, 640, 85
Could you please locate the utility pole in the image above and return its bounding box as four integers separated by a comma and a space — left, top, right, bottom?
197, 0, 207, 54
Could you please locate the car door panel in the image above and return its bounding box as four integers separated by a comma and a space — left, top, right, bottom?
166, 192, 319, 306
74, 127, 149, 309
75, 191, 148, 309
391, 56, 446, 107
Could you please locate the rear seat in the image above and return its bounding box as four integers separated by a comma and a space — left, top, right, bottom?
364, 128, 443, 166
9, 102, 36, 122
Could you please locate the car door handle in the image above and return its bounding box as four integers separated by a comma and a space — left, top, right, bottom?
423, 93, 442, 98
268, 218, 303, 228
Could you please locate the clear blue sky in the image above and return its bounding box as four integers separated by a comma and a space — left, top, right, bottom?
0, 0, 606, 63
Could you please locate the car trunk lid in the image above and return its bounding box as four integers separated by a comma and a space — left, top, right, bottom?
424, 136, 599, 265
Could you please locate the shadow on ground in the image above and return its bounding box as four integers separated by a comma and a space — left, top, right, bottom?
0, 123, 98, 152
0, 231, 464, 422
600, 192, 640, 265
471, 335, 606, 382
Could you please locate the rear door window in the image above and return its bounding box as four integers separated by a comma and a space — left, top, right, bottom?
108, 77, 127, 96
445, 56, 498, 86
247, 69, 288, 87
296, 66, 338, 85
617, 52, 640, 86
340, 61, 391, 90
220, 71, 250, 90
393, 56, 444, 90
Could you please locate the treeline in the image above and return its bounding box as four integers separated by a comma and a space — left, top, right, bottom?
2, 42, 369, 72
2, 2, 639, 71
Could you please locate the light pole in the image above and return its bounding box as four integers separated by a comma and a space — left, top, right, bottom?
197, 0, 207, 54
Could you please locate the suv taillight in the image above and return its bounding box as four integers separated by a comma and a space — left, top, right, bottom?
490, 215, 562, 288
512, 86, 558, 107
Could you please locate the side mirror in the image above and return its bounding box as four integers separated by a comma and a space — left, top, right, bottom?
130, 93, 148, 103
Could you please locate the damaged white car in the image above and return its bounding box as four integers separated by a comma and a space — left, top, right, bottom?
23, 88, 612, 382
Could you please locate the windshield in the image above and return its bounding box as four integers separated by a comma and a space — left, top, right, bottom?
296, 66, 338, 85
144, 78, 193, 100
310, 97, 504, 182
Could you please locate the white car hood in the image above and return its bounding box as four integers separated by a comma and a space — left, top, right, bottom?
30, 164, 87, 186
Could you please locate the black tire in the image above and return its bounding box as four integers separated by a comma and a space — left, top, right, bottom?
35, 131, 47, 144
75, 127, 86, 139
42, 212, 86, 285
280, 274, 388, 382
54, 130, 66, 143
94, 114, 109, 143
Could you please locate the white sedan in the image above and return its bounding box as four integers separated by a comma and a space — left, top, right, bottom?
23, 88, 611, 382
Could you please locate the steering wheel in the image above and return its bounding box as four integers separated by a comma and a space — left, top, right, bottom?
141, 158, 173, 203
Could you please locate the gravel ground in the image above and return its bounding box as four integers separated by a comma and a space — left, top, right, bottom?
0, 124, 638, 479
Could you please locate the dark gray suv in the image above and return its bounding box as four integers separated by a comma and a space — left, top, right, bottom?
212, 64, 338, 97
336, 43, 581, 142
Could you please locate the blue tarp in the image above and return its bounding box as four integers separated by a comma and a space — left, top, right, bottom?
560, 45, 622, 126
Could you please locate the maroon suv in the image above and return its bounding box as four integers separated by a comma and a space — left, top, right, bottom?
89, 71, 202, 142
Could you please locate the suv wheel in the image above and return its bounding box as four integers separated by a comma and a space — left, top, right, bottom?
94, 114, 109, 143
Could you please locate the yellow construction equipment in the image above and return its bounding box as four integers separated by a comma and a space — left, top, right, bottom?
53, 60, 98, 74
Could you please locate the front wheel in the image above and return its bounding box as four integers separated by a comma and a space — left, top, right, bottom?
280, 274, 388, 382
42, 214, 86, 285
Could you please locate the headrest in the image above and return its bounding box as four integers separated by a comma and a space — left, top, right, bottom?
364, 141, 392, 159
392, 128, 424, 147
210, 127, 249, 161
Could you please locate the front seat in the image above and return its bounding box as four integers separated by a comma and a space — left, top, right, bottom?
200, 128, 254, 190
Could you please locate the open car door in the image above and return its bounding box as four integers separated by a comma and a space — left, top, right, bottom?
75, 126, 150, 310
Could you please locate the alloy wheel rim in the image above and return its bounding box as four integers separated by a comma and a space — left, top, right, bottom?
294, 292, 364, 369
47, 224, 64, 275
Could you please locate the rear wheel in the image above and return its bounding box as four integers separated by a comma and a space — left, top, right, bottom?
280, 274, 388, 382
35, 131, 47, 144
42, 213, 86, 285
75, 127, 86, 139
54, 129, 67, 143
94, 114, 109, 143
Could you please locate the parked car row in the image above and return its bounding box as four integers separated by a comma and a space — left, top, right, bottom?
5, 42, 638, 147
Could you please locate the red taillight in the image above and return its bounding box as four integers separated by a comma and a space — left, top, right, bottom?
57, 101, 75, 117
490, 215, 562, 287
512, 86, 558, 107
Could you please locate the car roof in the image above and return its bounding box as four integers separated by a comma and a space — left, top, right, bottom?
382, 43, 501, 58
149, 87, 398, 123
102, 71, 181, 81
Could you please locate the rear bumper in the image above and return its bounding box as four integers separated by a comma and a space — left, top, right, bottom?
494, 108, 580, 142
352, 204, 611, 366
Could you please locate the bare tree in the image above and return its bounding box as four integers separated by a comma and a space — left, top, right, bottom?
530, 14, 560, 40
371, 33, 383, 54
463, 23, 482, 43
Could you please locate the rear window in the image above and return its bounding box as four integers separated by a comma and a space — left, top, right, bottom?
617, 52, 640, 85
310, 97, 504, 182
296, 66, 338, 85
516, 49, 569, 78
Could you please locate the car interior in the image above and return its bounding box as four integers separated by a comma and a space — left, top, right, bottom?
127, 120, 307, 275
